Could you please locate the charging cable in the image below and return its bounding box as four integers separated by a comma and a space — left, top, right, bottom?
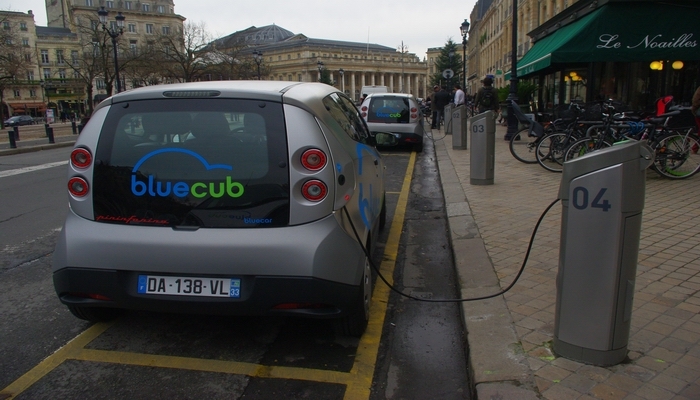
343, 197, 560, 303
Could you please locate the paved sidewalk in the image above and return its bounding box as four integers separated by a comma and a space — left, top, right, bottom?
434, 124, 700, 399
0, 123, 77, 155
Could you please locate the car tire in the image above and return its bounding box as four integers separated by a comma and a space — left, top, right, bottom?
67, 305, 121, 322
333, 251, 371, 337
414, 142, 423, 153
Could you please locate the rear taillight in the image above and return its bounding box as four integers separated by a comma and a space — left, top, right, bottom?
68, 177, 89, 197
301, 149, 327, 171
70, 148, 92, 169
302, 180, 327, 202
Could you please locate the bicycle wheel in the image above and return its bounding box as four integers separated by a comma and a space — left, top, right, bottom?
509, 127, 540, 164
651, 133, 700, 179
564, 137, 613, 162
536, 132, 576, 172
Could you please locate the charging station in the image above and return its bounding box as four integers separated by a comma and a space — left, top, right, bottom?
554, 140, 653, 366
469, 111, 495, 185
452, 105, 467, 149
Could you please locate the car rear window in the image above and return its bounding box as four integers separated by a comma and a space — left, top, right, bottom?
92, 98, 290, 228
367, 96, 410, 123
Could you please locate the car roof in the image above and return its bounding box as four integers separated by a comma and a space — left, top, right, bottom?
93, 81, 343, 115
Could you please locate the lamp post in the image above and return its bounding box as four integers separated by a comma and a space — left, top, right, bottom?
460, 19, 470, 93
252, 50, 263, 80
97, 6, 125, 93
317, 61, 324, 82
448, 50, 455, 90
505, 0, 519, 140
338, 68, 345, 93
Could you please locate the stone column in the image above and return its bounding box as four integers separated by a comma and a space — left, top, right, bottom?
351, 72, 357, 100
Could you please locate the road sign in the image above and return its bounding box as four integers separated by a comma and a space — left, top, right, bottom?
442, 69, 455, 79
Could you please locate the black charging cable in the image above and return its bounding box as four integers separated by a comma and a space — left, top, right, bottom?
342, 197, 560, 303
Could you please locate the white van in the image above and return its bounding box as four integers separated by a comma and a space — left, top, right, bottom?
360, 85, 390, 96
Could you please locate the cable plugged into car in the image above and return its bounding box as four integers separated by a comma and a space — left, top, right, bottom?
342, 197, 561, 303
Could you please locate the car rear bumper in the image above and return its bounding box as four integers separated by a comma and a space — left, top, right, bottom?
54, 268, 360, 317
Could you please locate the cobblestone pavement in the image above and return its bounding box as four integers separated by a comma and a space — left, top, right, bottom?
435, 124, 700, 400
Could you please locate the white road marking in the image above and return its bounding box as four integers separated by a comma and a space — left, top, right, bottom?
0, 161, 69, 178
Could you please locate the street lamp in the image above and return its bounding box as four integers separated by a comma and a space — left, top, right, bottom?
252, 50, 263, 80
338, 68, 345, 93
505, 0, 520, 140
448, 50, 455, 90
317, 61, 324, 82
460, 19, 470, 93
97, 6, 125, 93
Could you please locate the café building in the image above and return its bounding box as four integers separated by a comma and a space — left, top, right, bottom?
508, 0, 700, 115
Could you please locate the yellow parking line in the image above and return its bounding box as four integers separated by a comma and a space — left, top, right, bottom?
0, 321, 114, 398
0, 152, 416, 400
344, 151, 415, 399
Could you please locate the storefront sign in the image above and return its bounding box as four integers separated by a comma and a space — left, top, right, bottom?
597, 33, 697, 50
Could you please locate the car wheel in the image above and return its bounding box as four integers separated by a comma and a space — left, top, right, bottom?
414, 142, 423, 153
333, 251, 371, 337
67, 305, 121, 322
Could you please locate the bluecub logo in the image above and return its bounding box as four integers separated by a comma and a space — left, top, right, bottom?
375, 107, 403, 119
131, 148, 244, 198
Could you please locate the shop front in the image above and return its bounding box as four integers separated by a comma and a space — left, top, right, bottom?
507, 0, 700, 115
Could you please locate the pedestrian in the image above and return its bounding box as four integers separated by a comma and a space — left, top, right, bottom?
358, 93, 368, 106
474, 76, 498, 115
429, 85, 439, 129
433, 85, 451, 129
453, 84, 465, 107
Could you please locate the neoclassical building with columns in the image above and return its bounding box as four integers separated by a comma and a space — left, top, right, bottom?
213, 25, 429, 101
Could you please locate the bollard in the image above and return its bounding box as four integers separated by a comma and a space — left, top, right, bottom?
13, 126, 20, 141
8, 130, 17, 148
47, 127, 55, 144
71, 120, 78, 135
44, 123, 50, 137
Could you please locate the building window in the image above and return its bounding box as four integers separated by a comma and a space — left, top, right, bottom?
106, 0, 114, 8
27, 71, 34, 81
162, 26, 170, 35
110, 21, 119, 31
43, 68, 51, 79
30, 89, 37, 97
157, 5, 165, 13
142, 3, 150, 12
24, 53, 31, 62
13, 89, 20, 98
22, 38, 29, 47
41, 50, 49, 64
298, 74, 302, 82
146, 24, 153, 34
71, 50, 78, 63
85, 0, 93, 6
128, 24, 136, 33
287, 54, 291, 60
125, 1, 132, 10
130, 40, 138, 55
58, 69, 67, 80
56, 50, 65, 64
96, 78, 105, 90
2, 21, 9, 30
20, 22, 27, 31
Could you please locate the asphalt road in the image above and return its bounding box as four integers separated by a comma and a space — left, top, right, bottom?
0, 142, 471, 399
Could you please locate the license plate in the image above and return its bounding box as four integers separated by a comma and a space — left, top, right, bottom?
137, 275, 240, 298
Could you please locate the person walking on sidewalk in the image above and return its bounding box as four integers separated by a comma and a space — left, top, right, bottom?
433, 85, 451, 129
474, 76, 498, 115
453, 84, 465, 107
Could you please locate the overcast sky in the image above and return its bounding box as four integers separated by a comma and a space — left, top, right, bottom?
6, 0, 478, 59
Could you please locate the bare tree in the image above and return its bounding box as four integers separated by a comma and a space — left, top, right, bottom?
0, 14, 36, 126
151, 21, 214, 83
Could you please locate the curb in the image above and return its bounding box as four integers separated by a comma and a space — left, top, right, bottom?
434, 131, 541, 399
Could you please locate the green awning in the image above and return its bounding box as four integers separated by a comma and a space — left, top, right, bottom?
505, 2, 700, 80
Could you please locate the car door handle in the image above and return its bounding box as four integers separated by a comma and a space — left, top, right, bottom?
374, 159, 379, 165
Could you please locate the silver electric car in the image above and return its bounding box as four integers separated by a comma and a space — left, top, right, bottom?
52, 81, 395, 336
